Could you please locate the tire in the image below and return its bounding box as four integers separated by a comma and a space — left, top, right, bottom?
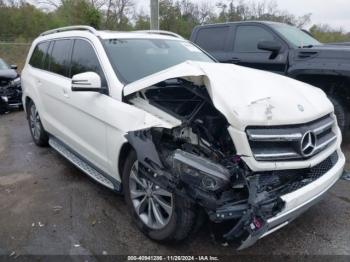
122, 150, 196, 242
328, 97, 348, 134
27, 100, 49, 147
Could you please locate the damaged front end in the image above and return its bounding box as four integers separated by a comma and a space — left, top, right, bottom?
0, 77, 22, 114
119, 61, 341, 249
124, 78, 292, 249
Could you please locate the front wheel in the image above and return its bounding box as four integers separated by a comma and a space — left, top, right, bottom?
27, 101, 49, 147
122, 150, 196, 242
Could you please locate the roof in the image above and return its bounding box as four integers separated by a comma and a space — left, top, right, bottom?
38, 26, 184, 41
196, 20, 287, 27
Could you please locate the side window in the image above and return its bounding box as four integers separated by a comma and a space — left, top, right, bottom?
50, 39, 72, 77
70, 39, 106, 86
195, 27, 229, 52
234, 26, 275, 52
42, 41, 53, 71
29, 42, 50, 69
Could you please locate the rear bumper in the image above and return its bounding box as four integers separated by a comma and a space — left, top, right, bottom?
238, 149, 345, 250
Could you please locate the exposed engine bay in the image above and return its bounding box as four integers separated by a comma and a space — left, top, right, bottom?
124, 78, 338, 248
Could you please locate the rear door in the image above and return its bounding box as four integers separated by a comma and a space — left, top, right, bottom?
230, 24, 288, 74
39, 39, 74, 141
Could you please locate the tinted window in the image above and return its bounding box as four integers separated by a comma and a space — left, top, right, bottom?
70, 39, 106, 85
234, 26, 275, 52
50, 40, 71, 77
195, 27, 229, 52
42, 41, 53, 71
29, 42, 50, 69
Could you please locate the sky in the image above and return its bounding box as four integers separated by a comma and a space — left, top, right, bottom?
137, 0, 350, 31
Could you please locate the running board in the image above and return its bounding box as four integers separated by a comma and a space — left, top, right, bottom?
49, 137, 118, 191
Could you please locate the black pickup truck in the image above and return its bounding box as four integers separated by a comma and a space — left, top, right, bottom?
190, 21, 350, 132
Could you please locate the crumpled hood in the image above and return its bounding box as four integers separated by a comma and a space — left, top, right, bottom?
124, 61, 333, 130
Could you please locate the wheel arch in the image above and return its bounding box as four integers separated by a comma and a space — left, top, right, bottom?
24, 96, 34, 115
118, 142, 135, 181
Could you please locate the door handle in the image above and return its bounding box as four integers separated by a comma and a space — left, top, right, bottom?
231, 57, 241, 63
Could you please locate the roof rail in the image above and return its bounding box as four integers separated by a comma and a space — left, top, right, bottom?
133, 30, 184, 39
40, 25, 98, 37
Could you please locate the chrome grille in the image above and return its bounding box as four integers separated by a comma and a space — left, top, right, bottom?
246, 114, 337, 161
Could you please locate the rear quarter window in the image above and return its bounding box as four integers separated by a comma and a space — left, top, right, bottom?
195, 26, 229, 52
29, 42, 50, 69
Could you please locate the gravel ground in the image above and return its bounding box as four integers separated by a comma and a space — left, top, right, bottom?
0, 111, 349, 258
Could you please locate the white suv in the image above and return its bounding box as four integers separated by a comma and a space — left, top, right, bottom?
22, 26, 345, 249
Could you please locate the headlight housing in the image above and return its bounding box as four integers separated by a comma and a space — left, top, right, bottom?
172, 150, 231, 192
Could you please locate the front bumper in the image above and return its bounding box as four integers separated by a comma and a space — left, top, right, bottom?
238, 149, 345, 250
0, 84, 22, 110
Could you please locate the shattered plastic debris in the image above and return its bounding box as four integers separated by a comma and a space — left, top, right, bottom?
9, 251, 15, 257
32, 222, 45, 227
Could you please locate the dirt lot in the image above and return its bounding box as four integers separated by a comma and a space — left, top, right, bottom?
0, 111, 350, 257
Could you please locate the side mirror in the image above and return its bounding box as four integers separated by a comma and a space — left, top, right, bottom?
258, 40, 281, 53
72, 72, 102, 92
10, 65, 17, 70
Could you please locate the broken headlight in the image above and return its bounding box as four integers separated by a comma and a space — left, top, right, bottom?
172, 149, 231, 192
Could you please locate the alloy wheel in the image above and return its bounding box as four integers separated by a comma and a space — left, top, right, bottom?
29, 104, 41, 141
129, 162, 173, 230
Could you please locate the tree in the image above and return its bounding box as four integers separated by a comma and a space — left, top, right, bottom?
54, 0, 101, 28
310, 24, 350, 43
104, 0, 134, 30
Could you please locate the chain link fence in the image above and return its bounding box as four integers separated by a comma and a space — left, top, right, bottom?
0, 40, 32, 72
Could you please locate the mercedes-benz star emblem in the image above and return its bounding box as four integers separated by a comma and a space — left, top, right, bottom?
300, 131, 317, 157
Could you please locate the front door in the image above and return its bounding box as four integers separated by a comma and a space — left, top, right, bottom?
230, 25, 288, 74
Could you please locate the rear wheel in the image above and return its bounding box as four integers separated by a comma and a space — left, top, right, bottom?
123, 150, 196, 242
27, 101, 49, 147
328, 96, 348, 134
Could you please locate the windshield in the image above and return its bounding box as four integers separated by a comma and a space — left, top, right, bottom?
270, 24, 321, 47
0, 59, 9, 70
103, 38, 214, 84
